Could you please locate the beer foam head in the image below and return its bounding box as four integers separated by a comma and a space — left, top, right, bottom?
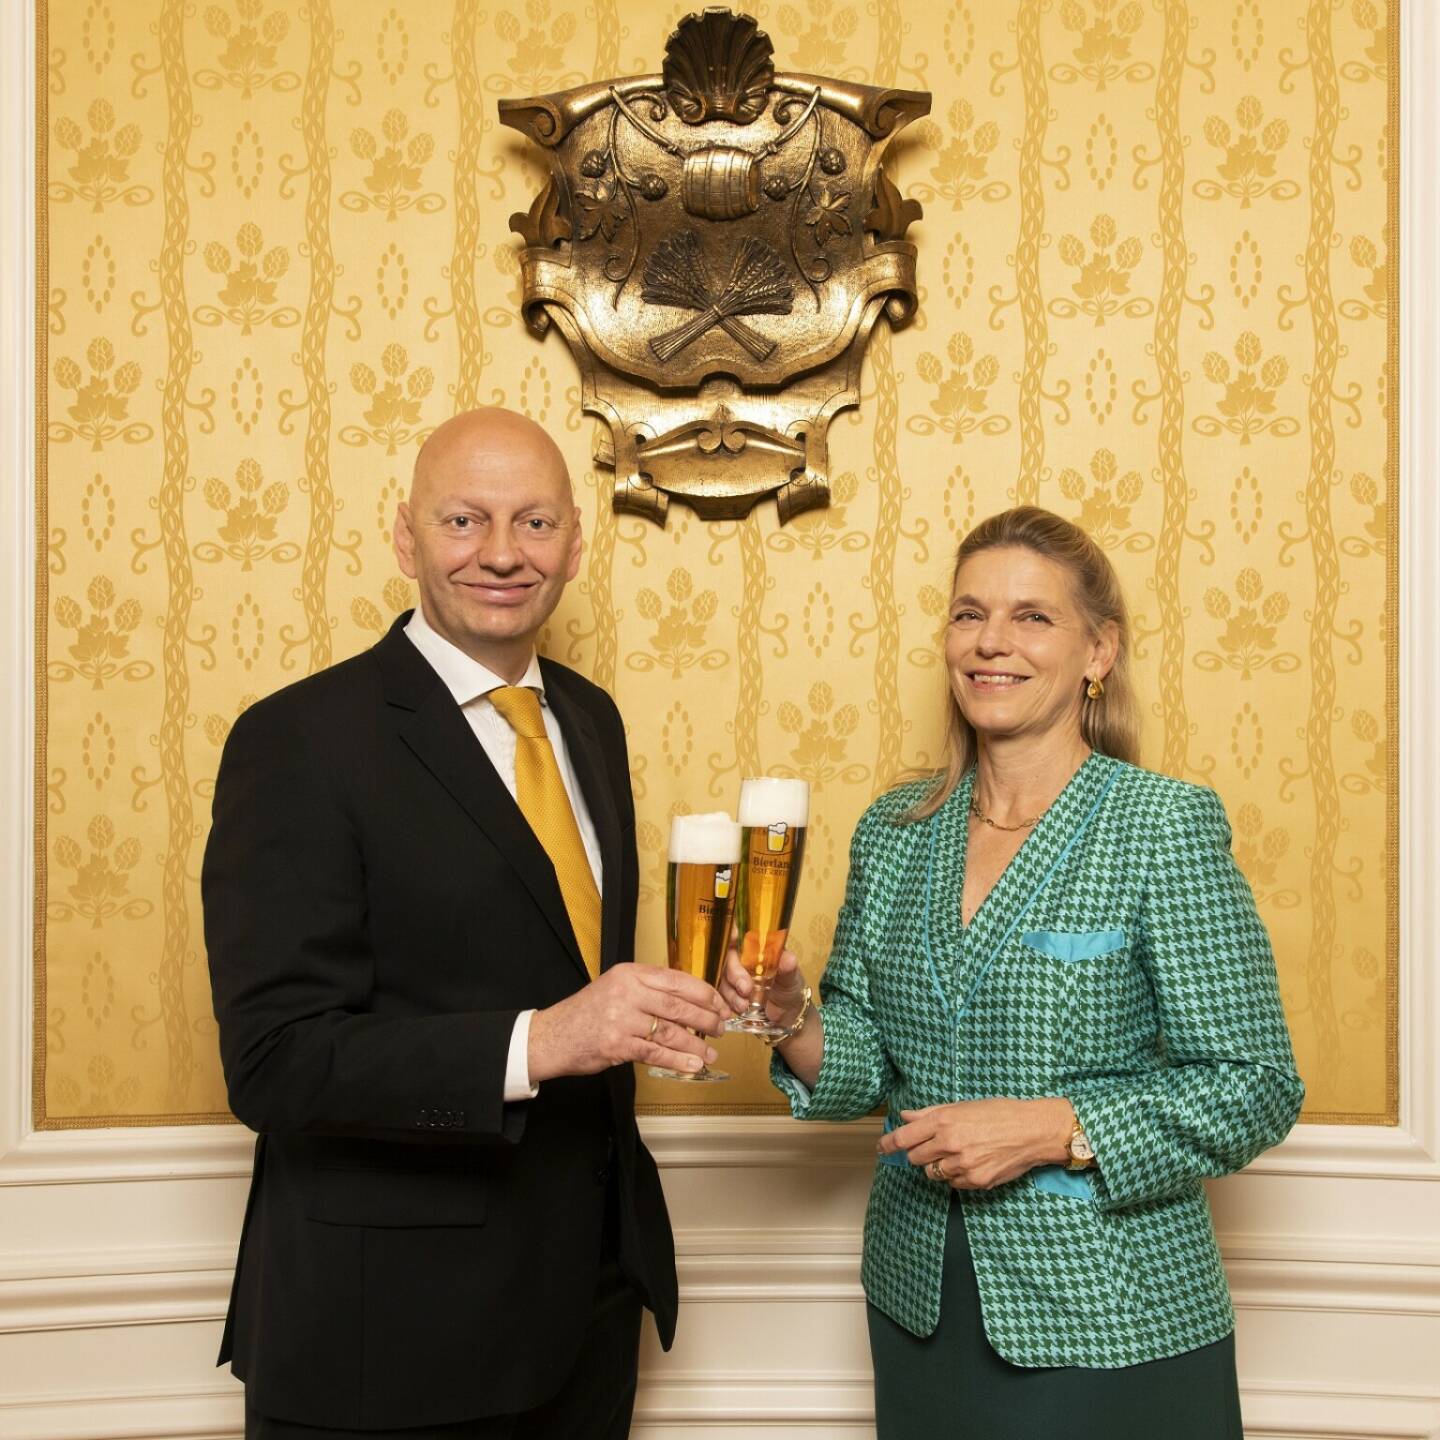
737, 776, 810, 827
669, 812, 743, 863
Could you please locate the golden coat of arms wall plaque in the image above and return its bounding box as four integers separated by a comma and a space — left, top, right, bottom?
499, 8, 930, 524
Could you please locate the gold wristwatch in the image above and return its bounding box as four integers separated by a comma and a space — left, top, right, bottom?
1066, 1115, 1096, 1170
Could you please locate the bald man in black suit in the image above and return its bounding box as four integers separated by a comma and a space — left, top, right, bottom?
204, 408, 729, 1438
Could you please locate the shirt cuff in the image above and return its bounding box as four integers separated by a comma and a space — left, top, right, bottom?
504, 1010, 540, 1102
769, 1048, 815, 1115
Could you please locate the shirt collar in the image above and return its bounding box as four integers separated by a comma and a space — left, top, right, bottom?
403, 607, 545, 707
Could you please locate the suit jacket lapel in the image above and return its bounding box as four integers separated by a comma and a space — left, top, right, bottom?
541, 661, 625, 975
373, 618, 589, 979
953, 753, 1118, 1000
923, 769, 974, 1010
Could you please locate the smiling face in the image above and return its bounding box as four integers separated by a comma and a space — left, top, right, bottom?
393, 408, 581, 681
945, 545, 1117, 750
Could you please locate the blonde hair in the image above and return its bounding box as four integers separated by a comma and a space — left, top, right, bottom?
903, 506, 1140, 822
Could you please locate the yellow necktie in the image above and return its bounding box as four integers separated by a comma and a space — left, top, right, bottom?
487, 686, 602, 980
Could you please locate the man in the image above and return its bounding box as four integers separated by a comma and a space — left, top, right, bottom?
203, 407, 728, 1438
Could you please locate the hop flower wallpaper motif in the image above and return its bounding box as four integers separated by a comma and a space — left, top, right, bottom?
35, 0, 1396, 1123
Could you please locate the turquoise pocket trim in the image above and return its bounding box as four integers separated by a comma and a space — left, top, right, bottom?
1020, 928, 1127, 962
1031, 1165, 1093, 1199
876, 1113, 910, 1168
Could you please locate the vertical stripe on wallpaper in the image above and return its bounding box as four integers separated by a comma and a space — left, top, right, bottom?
865, 322, 904, 795
1013, 0, 1048, 506
584, 0, 621, 691
1151, 0, 1192, 779
731, 519, 765, 782
155, 0, 196, 1111
31, 0, 51, 1126
1302, 0, 1343, 1091
450, 0, 485, 414
866, 0, 904, 793
1383, 5, 1400, 1123
297, 3, 336, 675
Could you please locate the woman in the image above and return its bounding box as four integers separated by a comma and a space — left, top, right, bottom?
722, 507, 1303, 1438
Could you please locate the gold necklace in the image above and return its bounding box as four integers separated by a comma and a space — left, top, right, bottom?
969, 794, 1041, 832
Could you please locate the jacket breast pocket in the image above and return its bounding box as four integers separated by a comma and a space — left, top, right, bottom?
304, 1164, 488, 1228
1020, 928, 1128, 962
1020, 929, 1154, 1069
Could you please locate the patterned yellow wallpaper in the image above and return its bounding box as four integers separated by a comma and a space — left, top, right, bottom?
34, 0, 1396, 1125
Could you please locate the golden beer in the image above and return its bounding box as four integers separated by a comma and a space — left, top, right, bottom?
666, 857, 737, 984
735, 823, 807, 979
650, 813, 741, 1082
728, 777, 810, 1038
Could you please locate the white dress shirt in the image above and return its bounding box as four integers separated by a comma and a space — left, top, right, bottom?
404, 608, 604, 1101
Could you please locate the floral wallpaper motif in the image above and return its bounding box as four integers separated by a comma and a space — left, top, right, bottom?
36, 0, 1396, 1122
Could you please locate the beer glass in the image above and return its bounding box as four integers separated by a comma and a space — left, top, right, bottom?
726, 777, 809, 1038
649, 812, 741, 1083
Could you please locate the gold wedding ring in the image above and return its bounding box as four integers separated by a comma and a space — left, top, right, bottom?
647, 1014, 660, 1040
927, 1158, 949, 1182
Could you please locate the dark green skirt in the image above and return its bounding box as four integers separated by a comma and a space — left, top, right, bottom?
867, 1197, 1243, 1440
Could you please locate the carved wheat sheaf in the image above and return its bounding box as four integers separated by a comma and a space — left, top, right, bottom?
641, 232, 793, 363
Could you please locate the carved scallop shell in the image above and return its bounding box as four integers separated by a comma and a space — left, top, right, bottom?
663, 8, 774, 126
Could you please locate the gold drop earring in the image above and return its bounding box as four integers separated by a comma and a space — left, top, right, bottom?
1085, 675, 1105, 700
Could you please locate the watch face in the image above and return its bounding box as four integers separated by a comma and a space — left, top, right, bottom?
1071, 1132, 1095, 1162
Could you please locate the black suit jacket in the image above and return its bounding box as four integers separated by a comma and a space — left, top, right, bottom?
202, 614, 676, 1431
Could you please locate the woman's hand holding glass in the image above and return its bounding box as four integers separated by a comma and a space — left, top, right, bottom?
718, 941, 803, 1028
718, 940, 825, 1088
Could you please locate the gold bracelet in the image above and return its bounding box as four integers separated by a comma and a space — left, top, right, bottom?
765, 984, 814, 1047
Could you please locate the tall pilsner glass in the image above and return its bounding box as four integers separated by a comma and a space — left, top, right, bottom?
648, 812, 741, 1083
726, 777, 809, 1038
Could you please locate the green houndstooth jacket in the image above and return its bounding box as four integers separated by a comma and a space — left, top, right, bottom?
772, 753, 1304, 1368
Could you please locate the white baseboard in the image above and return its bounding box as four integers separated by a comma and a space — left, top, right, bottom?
11, 1226, 1440, 1336
2, 1376, 1437, 1440
1240, 1382, 1440, 1439
5, 1227, 1439, 1334
0, 1245, 234, 1334
0, 1383, 242, 1440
